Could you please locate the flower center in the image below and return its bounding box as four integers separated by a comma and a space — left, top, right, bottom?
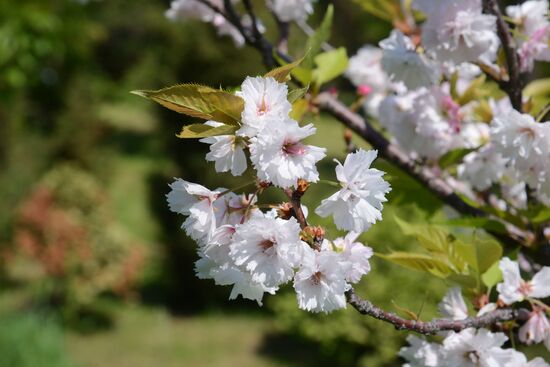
259, 239, 275, 252
310, 271, 323, 285
282, 140, 306, 156
442, 95, 462, 133
257, 96, 270, 116
466, 350, 481, 365
518, 126, 536, 140
519, 280, 533, 297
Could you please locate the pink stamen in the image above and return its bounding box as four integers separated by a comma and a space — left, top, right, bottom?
257, 96, 270, 116
357, 84, 373, 96
282, 141, 307, 156
442, 95, 462, 133
519, 280, 533, 297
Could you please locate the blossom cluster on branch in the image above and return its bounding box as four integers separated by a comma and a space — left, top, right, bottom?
164, 74, 390, 312
134, 0, 550, 364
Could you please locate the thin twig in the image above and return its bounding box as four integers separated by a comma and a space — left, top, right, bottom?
242, 0, 275, 67
346, 288, 528, 335
284, 188, 308, 229
274, 16, 290, 54
482, 0, 523, 111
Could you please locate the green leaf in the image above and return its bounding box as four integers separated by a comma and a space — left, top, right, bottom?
481, 260, 502, 288
291, 67, 313, 85
524, 78, 550, 97
288, 85, 310, 103
377, 252, 454, 278
395, 217, 452, 253
351, 0, 399, 21
265, 56, 305, 83
302, 4, 333, 69
524, 205, 550, 224
448, 274, 479, 292
289, 99, 309, 121
438, 148, 475, 169
458, 75, 487, 105
434, 217, 508, 234
176, 123, 237, 138
394, 217, 468, 273
312, 47, 348, 88
455, 236, 502, 274
132, 84, 243, 125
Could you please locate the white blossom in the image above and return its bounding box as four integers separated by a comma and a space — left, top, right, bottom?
442, 328, 513, 367
399, 335, 442, 367
166, 179, 221, 242
230, 216, 304, 288
380, 30, 440, 90
415, 0, 499, 65
490, 110, 550, 199
315, 149, 391, 233
166, 0, 215, 22
209, 261, 278, 305
238, 76, 291, 137
269, 0, 315, 22
457, 146, 508, 191
346, 46, 391, 116
506, 0, 550, 72
378, 88, 462, 160
332, 232, 373, 284
195, 225, 278, 305
249, 119, 326, 188
438, 287, 468, 320
166, 0, 245, 47
294, 247, 348, 313
502, 350, 550, 367
459, 122, 490, 149
496, 257, 550, 305
519, 309, 550, 346
213, 192, 259, 227
200, 121, 247, 176
346, 46, 389, 94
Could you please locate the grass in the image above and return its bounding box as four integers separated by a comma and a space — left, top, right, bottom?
66, 305, 290, 367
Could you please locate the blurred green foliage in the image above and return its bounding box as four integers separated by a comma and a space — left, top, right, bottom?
0, 313, 74, 367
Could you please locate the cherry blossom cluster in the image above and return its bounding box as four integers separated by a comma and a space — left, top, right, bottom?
156, 0, 550, 363
166, 75, 391, 312
400, 258, 550, 366
345, 0, 550, 206
166, 0, 316, 47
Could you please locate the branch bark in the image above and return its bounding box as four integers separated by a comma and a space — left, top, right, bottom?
346, 288, 527, 335
482, 0, 523, 111
285, 188, 309, 229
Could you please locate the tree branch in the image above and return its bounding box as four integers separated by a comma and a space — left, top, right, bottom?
346, 288, 527, 335
242, 0, 276, 68
284, 187, 308, 229
482, 0, 523, 111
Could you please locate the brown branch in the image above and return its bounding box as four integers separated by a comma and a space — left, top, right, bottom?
274, 16, 290, 54
315, 92, 531, 248
242, 0, 276, 68
284, 187, 308, 229
482, 0, 523, 111
346, 288, 528, 335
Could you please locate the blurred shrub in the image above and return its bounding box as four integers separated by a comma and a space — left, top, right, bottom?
5, 164, 147, 328
0, 312, 73, 367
